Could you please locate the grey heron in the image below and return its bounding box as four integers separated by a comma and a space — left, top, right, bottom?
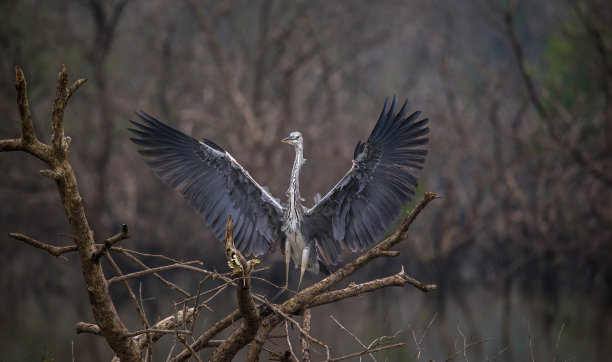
129, 96, 429, 290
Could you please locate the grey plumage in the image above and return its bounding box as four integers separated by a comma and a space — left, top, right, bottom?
129, 96, 429, 285
304, 97, 428, 265
129, 111, 285, 257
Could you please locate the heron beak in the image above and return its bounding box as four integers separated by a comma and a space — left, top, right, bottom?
281, 136, 293, 143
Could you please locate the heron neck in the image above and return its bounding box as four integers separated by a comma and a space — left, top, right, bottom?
287, 144, 304, 219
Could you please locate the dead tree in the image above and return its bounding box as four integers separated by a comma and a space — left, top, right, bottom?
1, 65, 436, 361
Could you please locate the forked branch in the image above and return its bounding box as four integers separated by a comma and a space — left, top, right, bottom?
209, 217, 261, 362
1, 65, 143, 361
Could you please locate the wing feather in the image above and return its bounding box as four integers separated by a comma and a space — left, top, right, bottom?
129, 111, 284, 257
304, 96, 429, 264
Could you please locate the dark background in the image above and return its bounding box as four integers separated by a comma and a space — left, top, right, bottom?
1, 0, 610, 360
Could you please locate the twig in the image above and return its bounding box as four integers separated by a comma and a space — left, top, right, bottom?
92, 224, 129, 261
301, 309, 312, 362
257, 298, 329, 350
126, 329, 192, 338
552, 322, 564, 362
328, 342, 404, 362
166, 337, 177, 362
375, 250, 401, 257
189, 278, 207, 334
177, 334, 203, 362
9, 232, 77, 259
408, 325, 420, 360
75, 322, 101, 335
67, 78, 88, 100
330, 315, 373, 361
116, 246, 188, 263
0, 138, 23, 152
367, 330, 402, 351
444, 339, 492, 362
457, 323, 469, 362
105, 253, 150, 332
132, 308, 196, 349
197, 283, 229, 312
170, 309, 242, 361
409, 313, 437, 360
140, 283, 153, 362
107, 261, 204, 284
419, 313, 437, 346
15, 66, 35, 145
59, 232, 76, 240
52, 64, 69, 154
106, 253, 154, 360
285, 321, 299, 362
488, 346, 508, 361
527, 318, 535, 362
40, 169, 64, 182
113, 247, 190, 296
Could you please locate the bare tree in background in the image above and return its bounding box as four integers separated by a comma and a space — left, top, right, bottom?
1, 0, 611, 360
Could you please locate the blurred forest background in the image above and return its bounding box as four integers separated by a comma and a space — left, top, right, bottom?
1, 0, 611, 360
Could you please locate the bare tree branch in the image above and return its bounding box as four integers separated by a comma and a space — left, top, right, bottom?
245, 192, 438, 360
104, 252, 151, 343
307, 267, 435, 308
92, 223, 129, 261
113, 247, 190, 297
1, 65, 143, 361
552, 322, 564, 362
9, 232, 77, 259
329, 315, 374, 361
286, 192, 438, 309
76, 322, 101, 335
444, 339, 492, 362
328, 343, 404, 362
52, 64, 69, 154
171, 309, 242, 362
67, 78, 88, 100
133, 308, 196, 350
15, 66, 36, 146
301, 309, 312, 362
125, 329, 191, 338
107, 261, 204, 285
0, 138, 23, 152
209, 216, 261, 362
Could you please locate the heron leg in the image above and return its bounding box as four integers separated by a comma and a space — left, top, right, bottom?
298, 246, 309, 291
271, 241, 292, 302
285, 240, 291, 288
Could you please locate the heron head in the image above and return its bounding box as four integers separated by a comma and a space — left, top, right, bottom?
281, 131, 303, 146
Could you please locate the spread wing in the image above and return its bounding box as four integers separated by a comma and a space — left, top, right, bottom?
129, 111, 285, 257
304, 96, 429, 264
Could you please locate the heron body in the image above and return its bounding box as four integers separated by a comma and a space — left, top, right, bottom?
281, 132, 323, 286
129, 96, 429, 289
